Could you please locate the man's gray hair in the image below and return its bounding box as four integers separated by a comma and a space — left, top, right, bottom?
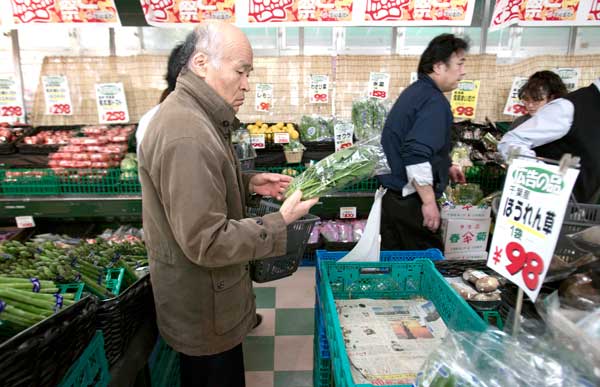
183, 23, 223, 70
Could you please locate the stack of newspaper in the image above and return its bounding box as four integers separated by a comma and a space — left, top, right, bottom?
336, 298, 448, 385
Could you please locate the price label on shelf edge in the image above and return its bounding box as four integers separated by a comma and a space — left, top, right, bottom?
250, 133, 266, 149
95, 82, 130, 124
309, 75, 329, 104
503, 77, 528, 117
0, 75, 25, 123
368, 72, 390, 100
486, 158, 579, 302
340, 207, 357, 219
255, 83, 273, 112
274, 132, 290, 144
42, 75, 73, 116
15, 216, 35, 229
451, 80, 480, 119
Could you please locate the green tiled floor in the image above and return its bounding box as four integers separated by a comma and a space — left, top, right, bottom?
244, 267, 316, 387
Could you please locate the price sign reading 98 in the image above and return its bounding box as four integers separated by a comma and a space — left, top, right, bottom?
309, 75, 329, 104
504, 241, 544, 291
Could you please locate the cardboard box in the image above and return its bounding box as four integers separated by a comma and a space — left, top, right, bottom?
442, 218, 491, 254
441, 204, 491, 220
444, 251, 489, 261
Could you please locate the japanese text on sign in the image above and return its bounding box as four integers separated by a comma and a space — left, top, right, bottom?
43, 75, 72, 116
451, 80, 480, 119
503, 77, 528, 116
487, 158, 579, 301
255, 83, 273, 112
10, 0, 121, 25
309, 75, 329, 104
364, 0, 475, 23
95, 83, 130, 124
250, 133, 266, 149
0, 75, 25, 124
140, 0, 235, 25
340, 207, 357, 219
553, 68, 580, 92
334, 121, 354, 152
248, 0, 352, 23
368, 72, 390, 100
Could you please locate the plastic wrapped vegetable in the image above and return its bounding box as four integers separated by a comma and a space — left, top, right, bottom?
453, 183, 483, 205
351, 98, 390, 141
299, 115, 334, 142
450, 142, 473, 170
285, 137, 390, 199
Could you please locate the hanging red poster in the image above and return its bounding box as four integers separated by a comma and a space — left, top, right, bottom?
491, 0, 598, 29
10, 0, 120, 24
248, 0, 352, 23
140, 0, 235, 25
363, 0, 475, 24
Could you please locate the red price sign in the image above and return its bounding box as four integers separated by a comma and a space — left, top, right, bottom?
512, 104, 527, 115
250, 134, 265, 149
50, 103, 72, 115
258, 102, 270, 111
104, 111, 126, 122
1, 106, 23, 117
339, 142, 352, 149
274, 132, 290, 144
312, 93, 328, 102
370, 90, 387, 99
339, 207, 357, 219
455, 106, 474, 117
505, 241, 544, 291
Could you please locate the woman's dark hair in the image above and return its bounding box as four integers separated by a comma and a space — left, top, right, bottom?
417, 34, 469, 74
159, 42, 190, 103
518, 70, 568, 101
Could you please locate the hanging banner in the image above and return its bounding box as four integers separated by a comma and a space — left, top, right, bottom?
450, 80, 479, 119
309, 75, 329, 104
503, 77, 528, 117
248, 0, 352, 23
368, 72, 390, 100
255, 83, 273, 112
553, 68, 580, 92
140, 0, 235, 25
487, 158, 579, 302
42, 75, 72, 116
95, 83, 130, 124
490, 0, 598, 30
9, 0, 120, 25
364, 0, 476, 25
0, 75, 26, 124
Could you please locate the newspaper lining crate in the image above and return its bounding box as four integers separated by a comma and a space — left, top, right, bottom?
318, 259, 487, 387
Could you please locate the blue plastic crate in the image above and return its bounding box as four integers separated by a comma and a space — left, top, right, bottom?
315, 248, 445, 287
57, 331, 110, 387
314, 333, 332, 387
315, 291, 330, 359
318, 259, 486, 387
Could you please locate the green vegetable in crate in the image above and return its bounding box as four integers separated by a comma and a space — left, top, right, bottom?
285, 137, 389, 199
453, 183, 483, 205
298, 115, 334, 142
351, 98, 389, 141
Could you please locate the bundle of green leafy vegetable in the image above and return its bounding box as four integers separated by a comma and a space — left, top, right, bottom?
351, 98, 389, 141
298, 115, 334, 142
285, 139, 388, 199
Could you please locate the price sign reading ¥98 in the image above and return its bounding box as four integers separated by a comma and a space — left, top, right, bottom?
309, 75, 329, 104
43, 75, 73, 116
0, 75, 26, 123
451, 80, 480, 119
255, 83, 273, 112
486, 158, 579, 301
368, 72, 390, 100
95, 83, 130, 124
503, 77, 528, 116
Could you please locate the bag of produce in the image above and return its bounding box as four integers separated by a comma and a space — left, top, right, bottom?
298, 115, 334, 142
351, 97, 390, 141
285, 136, 390, 199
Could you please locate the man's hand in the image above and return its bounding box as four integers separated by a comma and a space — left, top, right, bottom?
422, 201, 441, 232
449, 164, 466, 184
280, 190, 319, 225
249, 173, 292, 200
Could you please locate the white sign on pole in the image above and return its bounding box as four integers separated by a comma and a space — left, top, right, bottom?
487, 158, 579, 302
0, 75, 25, 123
309, 75, 329, 104
95, 82, 130, 124
255, 83, 273, 112
503, 77, 528, 116
368, 72, 390, 100
334, 121, 354, 152
553, 67, 580, 92
43, 75, 73, 115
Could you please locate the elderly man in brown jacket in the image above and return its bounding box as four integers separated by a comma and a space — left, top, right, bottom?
138, 22, 318, 387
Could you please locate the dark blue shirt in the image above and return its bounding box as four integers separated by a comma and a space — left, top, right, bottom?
377, 73, 452, 196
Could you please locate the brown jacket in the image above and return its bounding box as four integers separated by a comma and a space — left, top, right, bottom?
138, 69, 287, 356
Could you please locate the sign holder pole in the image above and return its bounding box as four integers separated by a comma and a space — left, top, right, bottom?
506, 149, 580, 336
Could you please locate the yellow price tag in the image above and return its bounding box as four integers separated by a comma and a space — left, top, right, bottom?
451, 80, 480, 119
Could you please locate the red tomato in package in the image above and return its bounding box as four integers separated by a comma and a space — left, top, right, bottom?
109, 135, 128, 143
91, 161, 110, 169
48, 160, 59, 167
74, 161, 92, 168
72, 153, 90, 161
60, 145, 83, 153
58, 160, 75, 168
90, 153, 110, 162
85, 145, 103, 153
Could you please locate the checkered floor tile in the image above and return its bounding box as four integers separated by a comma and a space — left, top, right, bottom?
244, 267, 316, 387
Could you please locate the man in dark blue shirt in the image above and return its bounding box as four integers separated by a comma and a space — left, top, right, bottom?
378, 34, 468, 250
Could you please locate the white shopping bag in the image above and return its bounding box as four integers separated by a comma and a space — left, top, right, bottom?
338, 187, 387, 262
